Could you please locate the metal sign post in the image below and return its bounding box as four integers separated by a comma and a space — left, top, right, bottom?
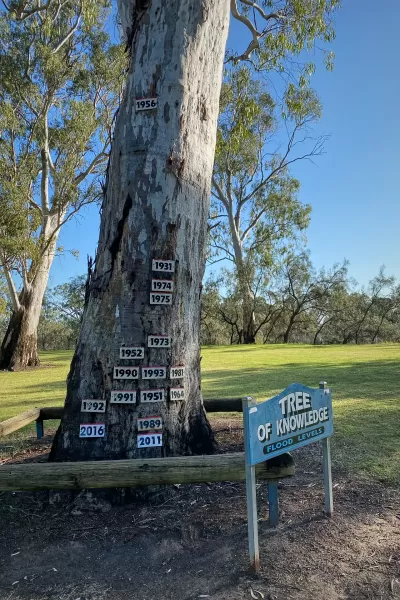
320, 381, 333, 516
242, 396, 260, 573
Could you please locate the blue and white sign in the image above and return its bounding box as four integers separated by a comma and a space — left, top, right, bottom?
245, 383, 333, 466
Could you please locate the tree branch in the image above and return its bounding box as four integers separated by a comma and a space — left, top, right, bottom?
240, 207, 267, 242
207, 220, 221, 232
51, 5, 82, 54
206, 256, 230, 266
239, 0, 284, 22
13, 0, 53, 20
74, 152, 108, 187
209, 214, 228, 220
40, 108, 51, 214
226, 170, 233, 208
211, 176, 230, 211
241, 135, 326, 210
21, 256, 30, 291
230, 0, 261, 61
38, 193, 100, 272
209, 244, 235, 262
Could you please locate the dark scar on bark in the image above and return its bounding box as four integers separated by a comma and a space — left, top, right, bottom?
165, 219, 180, 260
109, 194, 133, 273
126, 0, 151, 53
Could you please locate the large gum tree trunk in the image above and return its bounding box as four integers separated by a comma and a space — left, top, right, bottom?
230, 223, 257, 345
0, 297, 41, 370
239, 272, 257, 345
242, 303, 256, 344
50, 0, 230, 462
241, 276, 256, 344
0, 232, 58, 370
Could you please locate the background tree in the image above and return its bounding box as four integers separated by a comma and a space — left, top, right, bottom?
36, 274, 86, 350
210, 66, 326, 343
210, 267, 285, 344
277, 252, 348, 343
200, 261, 400, 347
367, 284, 400, 343
310, 283, 348, 345
218, 289, 246, 345
51, 0, 340, 463
37, 294, 75, 350
260, 294, 286, 343
353, 268, 395, 345
0, 0, 125, 369
200, 280, 231, 346
48, 274, 86, 341
316, 269, 400, 345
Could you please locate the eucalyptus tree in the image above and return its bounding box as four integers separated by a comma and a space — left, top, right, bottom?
0, 0, 125, 369
368, 284, 400, 343
51, 0, 340, 461
278, 252, 348, 343
210, 66, 325, 342
48, 274, 86, 338
353, 268, 396, 345
311, 286, 347, 345
200, 280, 231, 346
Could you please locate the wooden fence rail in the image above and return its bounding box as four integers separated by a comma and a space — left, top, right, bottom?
38, 398, 243, 421
0, 453, 294, 492
0, 398, 244, 439
0, 408, 42, 437
204, 398, 243, 413
38, 407, 64, 420
0, 401, 294, 514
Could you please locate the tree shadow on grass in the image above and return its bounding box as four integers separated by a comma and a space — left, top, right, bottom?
38, 350, 73, 363
0, 381, 66, 412
22, 380, 66, 391
202, 359, 400, 482
202, 360, 400, 401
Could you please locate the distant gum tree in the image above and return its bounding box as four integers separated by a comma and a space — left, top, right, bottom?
0, 0, 125, 370
210, 66, 327, 343
278, 252, 348, 343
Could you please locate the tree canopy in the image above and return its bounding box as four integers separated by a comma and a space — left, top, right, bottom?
0, 0, 126, 368
0, 0, 125, 307
209, 64, 326, 342
228, 0, 339, 73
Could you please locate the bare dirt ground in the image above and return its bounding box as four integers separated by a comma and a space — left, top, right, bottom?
0, 418, 399, 600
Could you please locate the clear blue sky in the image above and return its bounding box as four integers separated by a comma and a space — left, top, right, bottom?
51, 0, 400, 289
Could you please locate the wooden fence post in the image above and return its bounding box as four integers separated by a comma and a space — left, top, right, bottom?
36, 419, 44, 440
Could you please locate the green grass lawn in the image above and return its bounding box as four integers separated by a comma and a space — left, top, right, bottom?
0, 345, 399, 483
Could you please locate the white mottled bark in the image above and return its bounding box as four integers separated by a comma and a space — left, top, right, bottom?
51, 0, 230, 461
213, 181, 257, 344
0, 214, 61, 369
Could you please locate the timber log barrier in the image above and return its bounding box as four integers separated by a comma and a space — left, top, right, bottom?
0, 399, 294, 492
0, 453, 294, 492
0, 398, 294, 529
